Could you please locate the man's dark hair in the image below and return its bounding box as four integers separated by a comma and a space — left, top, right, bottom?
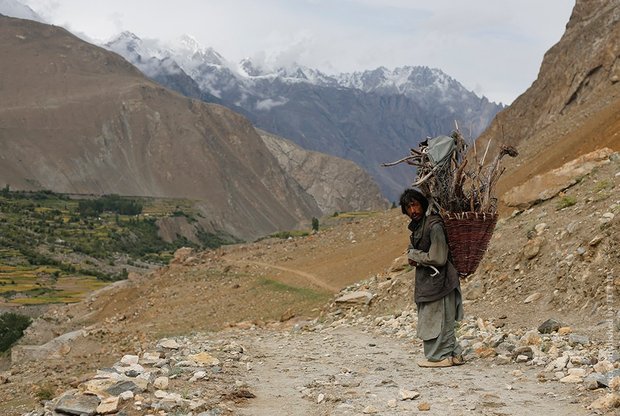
399, 188, 429, 215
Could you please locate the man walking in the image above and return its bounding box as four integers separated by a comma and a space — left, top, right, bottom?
400, 188, 464, 367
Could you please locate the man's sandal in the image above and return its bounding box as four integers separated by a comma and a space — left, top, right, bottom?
416, 358, 453, 368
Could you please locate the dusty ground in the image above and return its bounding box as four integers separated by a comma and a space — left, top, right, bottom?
206, 325, 595, 416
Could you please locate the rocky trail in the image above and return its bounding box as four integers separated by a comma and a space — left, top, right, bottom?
227, 326, 592, 416
19, 315, 617, 416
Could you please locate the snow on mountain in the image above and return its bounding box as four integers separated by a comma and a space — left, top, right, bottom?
336, 66, 477, 103
0, 0, 43, 21
102, 31, 503, 200
170, 34, 226, 75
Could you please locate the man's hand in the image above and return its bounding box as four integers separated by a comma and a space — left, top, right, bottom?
408, 259, 417, 267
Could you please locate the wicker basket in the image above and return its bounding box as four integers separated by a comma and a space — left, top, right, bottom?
441, 211, 498, 277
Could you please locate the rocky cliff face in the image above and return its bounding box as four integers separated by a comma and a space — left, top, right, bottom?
258, 130, 389, 215
477, 0, 620, 198
0, 16, 324, 241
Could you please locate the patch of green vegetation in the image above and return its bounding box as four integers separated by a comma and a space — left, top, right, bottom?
594, 179, 613, 193
258, 278, 328, 301
0, 312, 32, 352
0, 189, 238, 305
34, 383, 56, 401
557, 195, 577, 210
197, 229, 241, 249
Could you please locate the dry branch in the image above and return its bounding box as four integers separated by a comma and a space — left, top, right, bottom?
382, 127, 518, 276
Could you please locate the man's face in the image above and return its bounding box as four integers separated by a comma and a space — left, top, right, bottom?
406, 199, 424, 221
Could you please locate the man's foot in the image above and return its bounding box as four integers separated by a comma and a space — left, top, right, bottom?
451, 355, 465, 366
416, 357, 453, 368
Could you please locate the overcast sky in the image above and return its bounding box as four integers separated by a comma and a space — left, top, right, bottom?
21, 0, 575, 104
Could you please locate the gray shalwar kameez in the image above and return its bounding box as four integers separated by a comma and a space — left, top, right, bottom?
408, 215, 464, 362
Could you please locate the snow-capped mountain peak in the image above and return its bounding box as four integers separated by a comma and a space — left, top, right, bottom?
174, 34, 224, 67
239, 57, 264, 77
0, 0, 44, 22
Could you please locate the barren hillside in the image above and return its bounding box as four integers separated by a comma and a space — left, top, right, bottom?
476, 0, 620, 203
0, 16, 385, 242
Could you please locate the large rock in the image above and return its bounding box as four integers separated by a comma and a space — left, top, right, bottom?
55, 391, 100, 416
503, 148, 614, 208
11, 329, 85, 363
335, 291, 374, 305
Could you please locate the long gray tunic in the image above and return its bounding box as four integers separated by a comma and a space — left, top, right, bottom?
408, 219, 464, 360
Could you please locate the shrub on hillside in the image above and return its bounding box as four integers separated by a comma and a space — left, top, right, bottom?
0, 312, 32, 352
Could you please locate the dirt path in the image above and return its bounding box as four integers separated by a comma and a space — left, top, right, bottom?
222, 326, 594, 416
226, 259, 340, 292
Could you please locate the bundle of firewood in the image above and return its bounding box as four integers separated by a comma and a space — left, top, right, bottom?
384, 129, 517, 215
384, 127, 518, 276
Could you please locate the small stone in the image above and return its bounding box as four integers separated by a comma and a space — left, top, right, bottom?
553, 355, 570, 370
588, 235, 604, 246
387, 399, 397, 408
140, 352, 162, 364
519, 330, 541, 345
567, 368, 586, 377
560, 374, 583, 383
601, 212, 615, 222
594, 361, 615, 374
362, 405, 379, 414
418, 402, 431, 411
119, 391, 134, 401
189, 371, 207, 382
534, 223, 547, 235
105, 380, 140, 396
584, 373, 608, 389
153, 377, 169, 390
475, 346, 497, 358
188, 352, 220, 366
158, 339, 180, 349
96, 396, 119, 415
558, 327, 572, 335
120, 355, 139, 365
538, 319, 562, 334
512, 346, 534, 360
494, 355, 511, 365
399, 389, 420, 400
523, 238, 544, 259
524, 293, 542, 304
568, 334, 589, 346
317, 393, 325, 404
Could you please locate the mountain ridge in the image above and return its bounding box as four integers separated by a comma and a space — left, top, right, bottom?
104, 32, 504, 200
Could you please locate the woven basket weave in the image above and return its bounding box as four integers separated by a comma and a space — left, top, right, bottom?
441, 211, 498, 277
